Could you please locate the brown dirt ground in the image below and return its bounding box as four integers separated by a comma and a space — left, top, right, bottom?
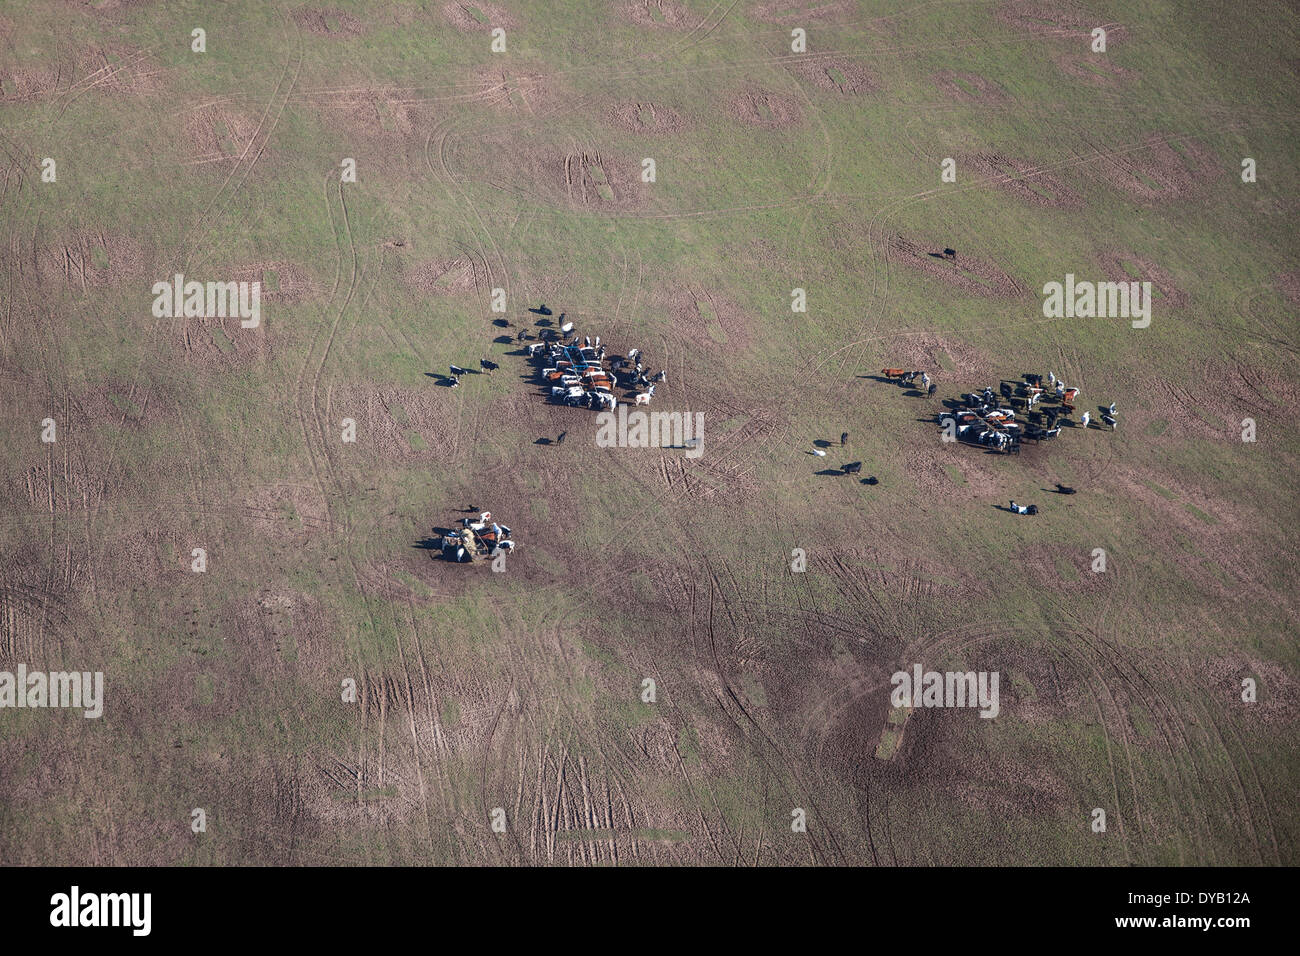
34, 231, 148, 289
403, 256, 482, 297
785, 55, 878, 95
997, 1, 1129, 45
183, 104, 261, 166
1053, 53, 1136, 87
443, 2, 516, 30
889, 236, 1029, 299
728, 87, 804, 129
932, 70, 1010, 104
1274, 271, 1300, 306
753, 1, 858, 24
232, 261, 314, 305
887, 332, 998, 381
1096, 250, 1188, 309
1090, 135, 1221, 202
557, 149, 651, 211
1202, 656, 1298, 726
967, 152, 1085, 208
292, 8, 367, 37
0, 43, 162, 102
606, 101, 688, 135
313, 89, 425, 140
622, 0, 697, 29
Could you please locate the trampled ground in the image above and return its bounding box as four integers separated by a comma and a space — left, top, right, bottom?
0, 0, 1297, 865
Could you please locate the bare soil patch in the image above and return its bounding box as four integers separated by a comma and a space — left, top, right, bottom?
558, 149, 650, 210
932, 70, 1009, 103
887, 332, 997, 380
728, 87, 803, 128
661, 285, 756, 355
443, 2, 516, 30
968, 152, 1084, 208
1053, 53, 1135, 87
183, 103, 260, 166
786, 55, 878, 95
404, 256, 482, 296
1096, 250, 1187, 309
753, 1, 857, 24
0, 43, 161, 102
1203, 657, 1298, 726
232, 261, 314, 305
1091, 135, 1220, 201
1274, 271, 1300, 306
328, 384, 462, 463
998, 1, 1128, 45
606, 101, 688, 134
622, 0, 696, 29
292, 8, 367, 37
889, 236, 1028, 299
35, 231, 148, 289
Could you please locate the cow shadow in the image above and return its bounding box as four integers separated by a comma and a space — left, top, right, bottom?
815, 468, 845, 476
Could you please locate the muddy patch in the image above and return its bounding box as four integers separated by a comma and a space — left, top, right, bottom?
968, 152, 1084, 208
606, 101, 688, 134
728, 87, 803, 128
890, 236, 1028, 299
786, 55, 878, 95
292, 7, 367, 37
932, 70, 1009, 104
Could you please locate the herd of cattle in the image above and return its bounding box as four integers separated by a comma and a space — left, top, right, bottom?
527, 318, 664, 410
879, 368, 1117, 455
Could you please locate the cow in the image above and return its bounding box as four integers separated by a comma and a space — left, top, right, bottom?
1055, 483, 1076, 494
449, 364, 467, 376
881, 368, 905, 379
840, 431, 848, 446
843, 461, 862, 475
480, 358, 498, 373
927, 383, 938, 398
1080, 411, 1091, 429
1102, 413, 1117, 430
635, 392, 652, 406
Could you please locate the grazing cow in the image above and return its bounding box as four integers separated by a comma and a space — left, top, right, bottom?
449, 374, 460, 388
844, 461, 862, 474
943, 248, 956, 260
652, 370, 666, 384
1080, 411, 1091, 429
927, 383, 938, 398
628, 348, 641, 363
635, 392, 652, 406
1063, 387, 1079, 402
527, 343, 545, 357
881, 368, 905, 379
1055, 382, 1066, 398
449, 364, 467, 376
480, 358, 498, 373
1102, 413, 1117, 430
863, 476, 878, 485
841, 431, 848, 446
921, 372, 931, 389
1055, 483, 1076, 494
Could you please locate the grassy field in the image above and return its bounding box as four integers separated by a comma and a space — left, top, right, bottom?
0, 0, 1296, 865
